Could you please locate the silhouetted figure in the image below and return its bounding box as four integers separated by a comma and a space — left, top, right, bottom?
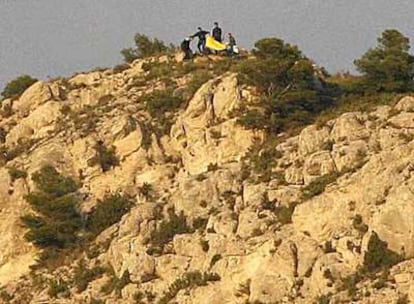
212, 22, 222, 42
192, 27, 209, 54
180, 37, 193, 60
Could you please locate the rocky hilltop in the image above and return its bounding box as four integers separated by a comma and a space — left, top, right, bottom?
0, 54, 414, 304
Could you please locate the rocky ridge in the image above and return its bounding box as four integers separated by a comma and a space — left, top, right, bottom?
0, 55, 414, 303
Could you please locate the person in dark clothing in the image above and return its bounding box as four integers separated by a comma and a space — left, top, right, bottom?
180, 37, 193, 60
212, 22, 222, 42
192, 27, 209, 54
227, 33, 237, 56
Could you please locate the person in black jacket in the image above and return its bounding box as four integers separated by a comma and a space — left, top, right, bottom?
180, 37, 193, 60
212, 22, 222, 42
192, 27, 209, 54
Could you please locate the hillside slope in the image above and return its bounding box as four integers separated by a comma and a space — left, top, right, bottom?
0, 54, 414, 303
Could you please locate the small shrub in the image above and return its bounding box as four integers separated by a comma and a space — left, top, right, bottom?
138, 182, 154, 199
352, 214, 369, 234
121, 33, 173, 63
322, 241, 336, 253
47, 278, 70, 298
317, 294, 332, 304
87, 193, 133, 237
302, 172, 340, 200
372, 268, 389, 289
89, 141, 119, 172
113, 63, 130, 74
101, 268, 131, 297
183, 70, 213, 99
192, 217, 208, 231
73, 259, 105, 292
340, 272, 362, 299
363, 231, 402, 273
1, 75, 37, 99
8, 167, 27, 182
200, 239, 209, 252
142, 89, 183, 117
159, 271, 220, 304
210, 254, 222, 268
149, 208, 191, 249
275, 203, 296, 225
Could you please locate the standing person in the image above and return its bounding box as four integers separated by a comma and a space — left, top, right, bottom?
180, 37, 193, 60
212, 22, 222, 42
228, 33, 238, 56
192, 27, 209, 54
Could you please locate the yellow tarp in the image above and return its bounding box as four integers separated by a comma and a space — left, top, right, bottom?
206, 36, 227, 51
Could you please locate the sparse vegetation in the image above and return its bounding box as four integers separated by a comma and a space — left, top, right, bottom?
101, 268, 131, 297
1, 74, 37, 99
121, 33, 174, 63
158, 271, 220, 304
47, 278, 70, 298
8, 167, 27, 182
236, 37, 336, 135
86, 193, 134, 237
88, 141, 119, 172
142, 89, 184, 117
149, 208, 191, 250
352, 214, 369, 234
302, 172, 341, 200
362, 231, 402, 273
73, 259, 105, 292
138, 182, 155, 199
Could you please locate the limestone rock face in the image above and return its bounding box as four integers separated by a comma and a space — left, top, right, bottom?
12, 81, 53, 116
170, 73, 262, 175
4, 61, 414, 304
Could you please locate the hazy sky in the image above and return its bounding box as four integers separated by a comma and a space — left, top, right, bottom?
1, 0, 413, 89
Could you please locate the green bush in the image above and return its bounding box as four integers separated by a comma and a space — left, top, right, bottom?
363, 231, 402, 273
101, 268, 131, 297
352, 214, 369, 234
87, 193, 133, 237
21, 166, 82, 249
316, 294, 332, 304
159, 271, 220, 304
73, 259, 105, 292
235, 37, 335, 135
89, 141, 119, 172
47, 278, 70, 298
1, 75, 37, 99
8, 167, 27, 182
340, 272, 362, 298
183, 70, 213, 99
138, 182, 154, 199
121, 33, 173, 63
149, 208, 191, 248
355, 29, 414, 92
142, 89, 184, 117
302, 172, 341, 200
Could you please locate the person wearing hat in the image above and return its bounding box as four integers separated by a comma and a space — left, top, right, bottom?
192, 27, 210, 54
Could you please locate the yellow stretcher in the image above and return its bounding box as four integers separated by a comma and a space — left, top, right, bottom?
205, 36, 227, 51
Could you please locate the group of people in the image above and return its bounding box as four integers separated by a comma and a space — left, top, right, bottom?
180, 22, 238, 60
